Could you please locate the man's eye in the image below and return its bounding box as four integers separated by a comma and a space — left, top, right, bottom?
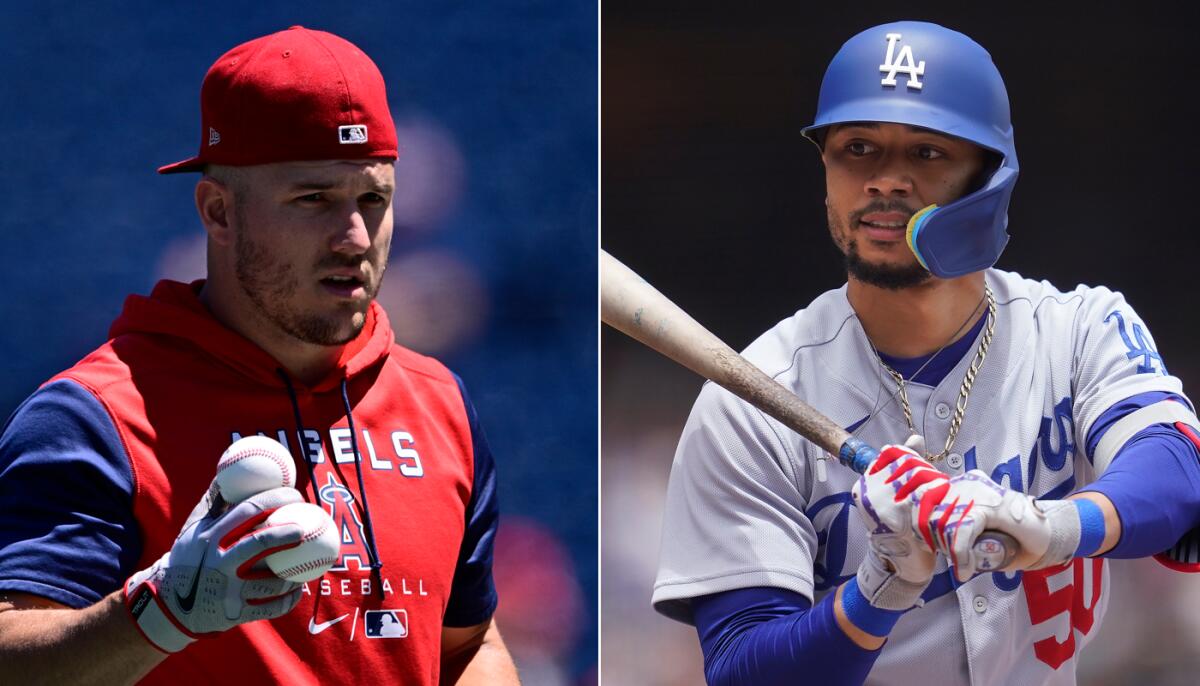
846, 141, 875, 156
360, 192, 387, 205
916, 146, 945, 160
296, 192, 325, 203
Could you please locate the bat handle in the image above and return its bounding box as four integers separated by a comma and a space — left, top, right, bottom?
837, 437, 1020, 570
838, 437, 878, 474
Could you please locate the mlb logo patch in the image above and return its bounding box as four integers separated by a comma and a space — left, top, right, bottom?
339, 125, 368, 144
364, 609, 408, 638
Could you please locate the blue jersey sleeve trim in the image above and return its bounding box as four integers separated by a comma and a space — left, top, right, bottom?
0, 379, 139, 608
693, 586, 882, 685
1084, 391, 1191, 462
442, 372, 500, 627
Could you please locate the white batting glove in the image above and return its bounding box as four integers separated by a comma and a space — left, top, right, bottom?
124, 484, 307, 653
850, 441, 949, 610
920, 470, 1083, 583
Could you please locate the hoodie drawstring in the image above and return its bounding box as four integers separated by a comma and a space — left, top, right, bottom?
278, 369, 323, 508
340, 377, 385, 598
276, 368, 385, 600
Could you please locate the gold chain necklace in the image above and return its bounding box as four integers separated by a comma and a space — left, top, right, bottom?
875, 285, 996, 463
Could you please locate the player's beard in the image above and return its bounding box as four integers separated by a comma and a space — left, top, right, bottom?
233, 210, 381, 347
828, 204, 930, 290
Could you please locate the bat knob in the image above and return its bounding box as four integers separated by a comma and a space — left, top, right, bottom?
972, 531, 1019, 570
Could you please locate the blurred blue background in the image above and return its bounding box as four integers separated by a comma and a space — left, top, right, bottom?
0, 1, 596, 683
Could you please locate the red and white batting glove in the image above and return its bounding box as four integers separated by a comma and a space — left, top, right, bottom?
124, 484, 307, 653
919, 470, 1082, 583
850, 441, 950, 610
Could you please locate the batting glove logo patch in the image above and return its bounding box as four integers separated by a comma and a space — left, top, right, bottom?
339, 125, 369, 144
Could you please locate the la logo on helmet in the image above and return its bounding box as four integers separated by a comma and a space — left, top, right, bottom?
880, 33, 925, 90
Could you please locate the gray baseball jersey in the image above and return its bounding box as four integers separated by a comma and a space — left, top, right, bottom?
653, 269, 1191, 685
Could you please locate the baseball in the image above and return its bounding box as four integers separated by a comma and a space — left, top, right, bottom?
215, 435, 297, 504
263, 502, 340, 583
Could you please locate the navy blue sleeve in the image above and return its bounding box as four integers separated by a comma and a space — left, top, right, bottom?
0, 379, 140, 607
694, 587, 882, 686
1080, 391, 1200, 557
442, 373, 499, 627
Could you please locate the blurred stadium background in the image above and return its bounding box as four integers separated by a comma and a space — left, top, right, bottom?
603, 2, 1200, 685
0, 1, 595, 683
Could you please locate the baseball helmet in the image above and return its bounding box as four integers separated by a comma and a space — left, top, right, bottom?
802, 21, 1018, 278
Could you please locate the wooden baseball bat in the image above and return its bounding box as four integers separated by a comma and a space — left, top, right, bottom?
601, 249, 1018, 570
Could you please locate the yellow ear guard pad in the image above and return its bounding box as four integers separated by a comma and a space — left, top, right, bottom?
905, 204, 940, 272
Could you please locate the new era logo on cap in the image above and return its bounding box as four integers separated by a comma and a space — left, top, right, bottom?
208, 127, 221, 146
339, 125, 368, 144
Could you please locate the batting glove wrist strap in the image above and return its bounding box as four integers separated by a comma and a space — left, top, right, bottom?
1027, 499, 1098, 569
842, 576, 905, 637
855, 545, 931, 612
125, 570, 197, 653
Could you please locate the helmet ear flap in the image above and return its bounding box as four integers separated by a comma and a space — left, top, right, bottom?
907, 167, 1018, 278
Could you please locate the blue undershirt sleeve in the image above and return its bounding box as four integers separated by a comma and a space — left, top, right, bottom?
443, 373, 499, 627
0, 379, 139, 607
693, 586, 882, 686
1079, 426, 1200, 558
1079, 392, 1200, 558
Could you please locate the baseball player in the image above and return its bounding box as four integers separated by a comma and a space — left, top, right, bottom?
653, 21, 1200, 685
0, 27, 519, 684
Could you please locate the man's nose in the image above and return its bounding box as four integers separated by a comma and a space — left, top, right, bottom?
864, 153, 913, 197
331, 208, 371, 255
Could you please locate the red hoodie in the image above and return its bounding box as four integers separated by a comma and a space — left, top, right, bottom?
40, 280, 498, 684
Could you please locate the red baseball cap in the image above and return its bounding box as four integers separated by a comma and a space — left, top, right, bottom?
159, 26, 398, 174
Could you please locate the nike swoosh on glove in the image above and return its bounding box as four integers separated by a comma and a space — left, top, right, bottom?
124, 486, 307, 653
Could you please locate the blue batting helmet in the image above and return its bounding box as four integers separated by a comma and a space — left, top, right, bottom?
802, 21, 1018, 278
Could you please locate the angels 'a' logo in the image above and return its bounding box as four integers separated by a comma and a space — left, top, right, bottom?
318, 473, 372, 572
880, 32, 925, 91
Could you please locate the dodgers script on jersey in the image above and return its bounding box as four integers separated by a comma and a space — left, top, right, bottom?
653, 269, 1187, 685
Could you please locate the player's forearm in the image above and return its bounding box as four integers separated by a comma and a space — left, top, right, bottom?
440, 620, 520, 686
0, 590, 165, 685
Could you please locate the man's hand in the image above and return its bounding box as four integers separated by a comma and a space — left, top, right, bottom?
123, 483, 308, 653
850, 442, 949, 610
919, 470, 1085, 582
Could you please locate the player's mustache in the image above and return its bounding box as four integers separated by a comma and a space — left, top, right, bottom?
849, 200, 919, 225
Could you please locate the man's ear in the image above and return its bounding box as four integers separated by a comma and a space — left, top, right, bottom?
196, 177, 235, 247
